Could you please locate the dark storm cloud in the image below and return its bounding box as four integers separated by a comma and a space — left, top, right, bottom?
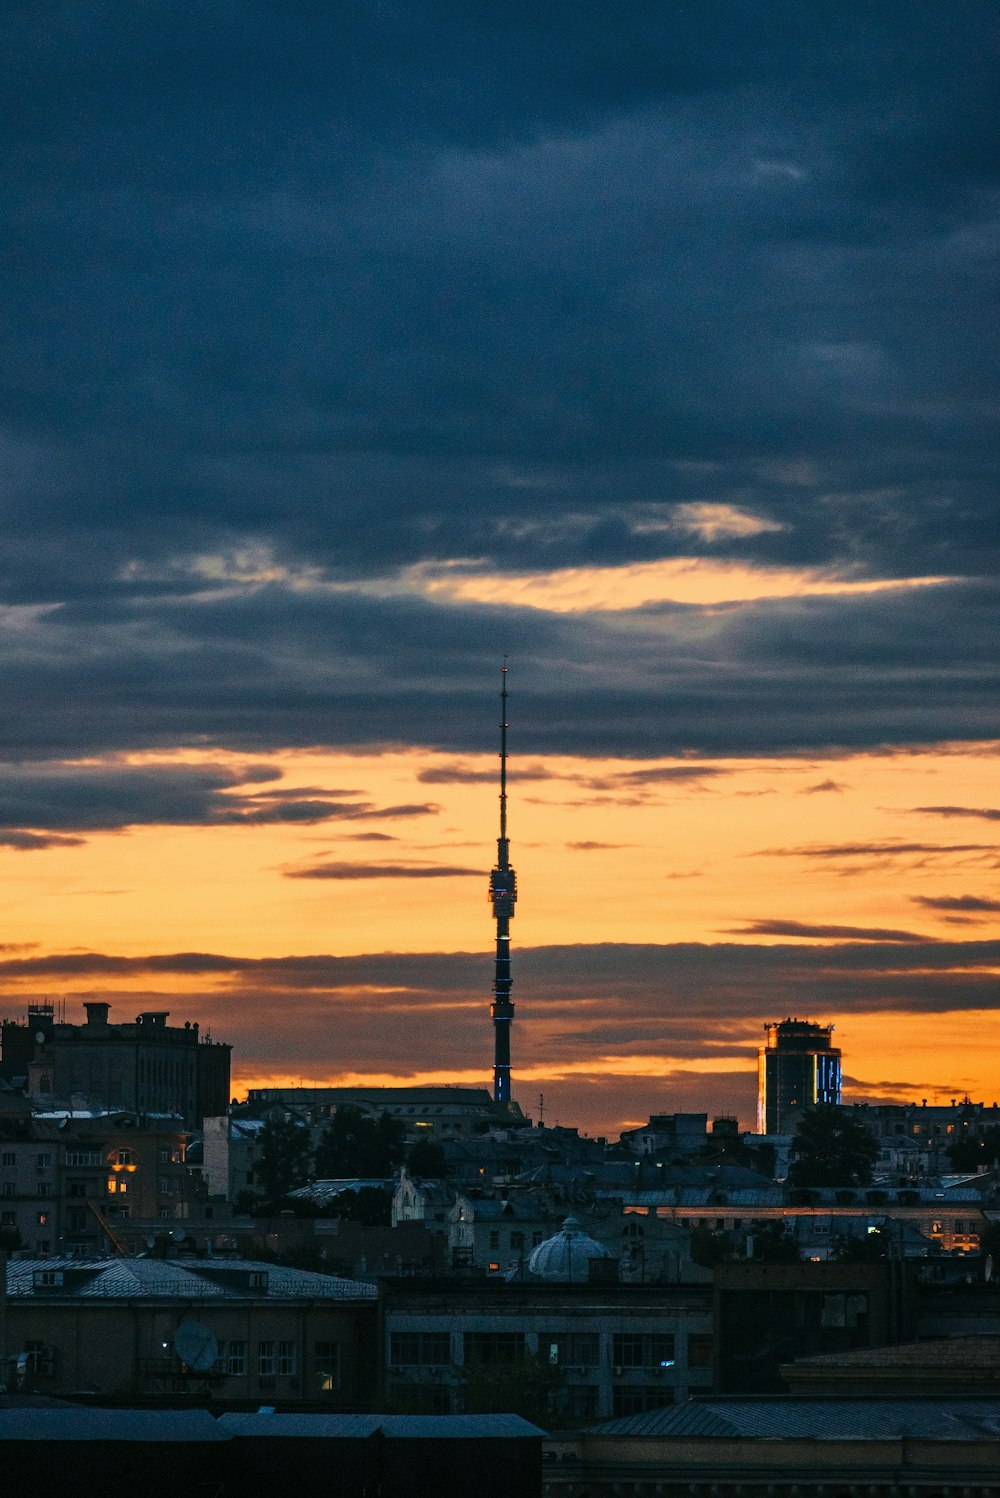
5, 937, 1000, 1014
2, 575, 1000, 762
285, 861, 480, 880
566, 841, 629, 852
766, 838, 998, 860
0, 760, 439, 842
6, 933, 1000, 1129
912, 894, 1000, 913
916, 806, 1000, 822
732, 919, 929, 943
417, 764, 555, 785
0, 4, 998, 765
0, 830, 86, 851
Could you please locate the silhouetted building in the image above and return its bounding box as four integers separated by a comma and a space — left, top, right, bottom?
1, 1001, 230, 1127
757, 1017, 841, 1133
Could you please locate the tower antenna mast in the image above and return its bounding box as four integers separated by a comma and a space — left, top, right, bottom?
489, 662, 517, 1106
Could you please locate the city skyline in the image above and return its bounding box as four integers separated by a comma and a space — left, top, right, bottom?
1, 6, 998, 1138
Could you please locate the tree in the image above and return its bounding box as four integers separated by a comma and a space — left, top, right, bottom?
321, 1184, 393, 1227
948, 1126, 1000, 1174
314, 1106, 406, 1178
406, 1138, 449, 1178
254, 1114, 311, 1206
460, 1351, 564, 1428
831, 1228, 889, 1262
750, 1222, 800, 1263
788, 1104, 878, 1187
689, 1226, 735, 1267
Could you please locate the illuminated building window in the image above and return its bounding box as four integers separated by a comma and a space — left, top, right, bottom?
314, 1341, 340, 1391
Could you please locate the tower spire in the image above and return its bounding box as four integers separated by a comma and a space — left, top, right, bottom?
489, 661, 516, 1106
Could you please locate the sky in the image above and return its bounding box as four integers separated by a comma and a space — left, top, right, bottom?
1, 3, 999, 1137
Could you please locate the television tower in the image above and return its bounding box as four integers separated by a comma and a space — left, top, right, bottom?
489, 663, 517, 1106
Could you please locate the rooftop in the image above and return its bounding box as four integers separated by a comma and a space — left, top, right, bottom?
5, 1256, 376, 1301
588, 1395, 1000, 1441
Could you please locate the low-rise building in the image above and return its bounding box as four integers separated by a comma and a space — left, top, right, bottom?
545, 1396, 1000, 1496
381, 1277, 713, 1422
3, 1254, 377, 1406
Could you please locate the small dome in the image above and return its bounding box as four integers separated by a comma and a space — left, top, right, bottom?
527, 1216, 610, 1282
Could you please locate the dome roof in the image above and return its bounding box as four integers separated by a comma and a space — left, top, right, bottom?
526, 1216, 610, 1282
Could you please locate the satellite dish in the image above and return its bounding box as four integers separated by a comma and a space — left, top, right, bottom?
174, 1319, 218, 1373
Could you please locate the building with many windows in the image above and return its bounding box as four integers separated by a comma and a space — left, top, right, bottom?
1, 1000, 230, 1127
757, 1018, 842, 1134
381, 1278, 713, 1422
3, 1255, 377, 1406
0, 1100, 198, 1255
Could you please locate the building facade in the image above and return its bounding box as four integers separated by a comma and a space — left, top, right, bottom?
0, 1104, 198, 1255
2, 1000, 230, 1127
381, 1279, 713, 1422
757, 1018, 842, 1134
3, 1255, 377, 1407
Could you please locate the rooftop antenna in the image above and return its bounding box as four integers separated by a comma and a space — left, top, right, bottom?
489, 661, 517, 1107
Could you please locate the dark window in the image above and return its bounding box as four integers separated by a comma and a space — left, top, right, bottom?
464, 1332, 524, 1365
614, 1333, 674, 1368
613, 1387, 674, 1417
391, 1383, 450, 1413
541, 1333, 600, 1367
688, 1334, 712, 1368
613, 1333, 644, 1367
390, 1332, 452, 1366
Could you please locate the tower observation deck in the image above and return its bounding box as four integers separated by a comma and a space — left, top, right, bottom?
489, 664, 517, 1106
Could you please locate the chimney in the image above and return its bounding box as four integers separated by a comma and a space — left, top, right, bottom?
84, 1001, 110, 1027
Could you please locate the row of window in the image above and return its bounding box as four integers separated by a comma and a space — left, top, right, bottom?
387, 1384, 680, 1420
4, 1147, 178, 1169
389, 1331, 712, 1370
211, 1340, 340, 1386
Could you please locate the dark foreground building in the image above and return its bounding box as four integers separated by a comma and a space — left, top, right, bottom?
545, 1397, 1000, 1497
0, 1408, 543, 1498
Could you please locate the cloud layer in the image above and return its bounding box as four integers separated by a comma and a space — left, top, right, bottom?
0, 5, 996, 764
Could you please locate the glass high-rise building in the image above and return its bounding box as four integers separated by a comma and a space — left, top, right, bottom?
757, 1018, 841, 1134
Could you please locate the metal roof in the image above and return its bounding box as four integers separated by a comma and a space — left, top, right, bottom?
5, 1256, 376, 1301
587, 1396, 1000, 1441
218, 1413, 542, 1439
0, 1408, 227, 1442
